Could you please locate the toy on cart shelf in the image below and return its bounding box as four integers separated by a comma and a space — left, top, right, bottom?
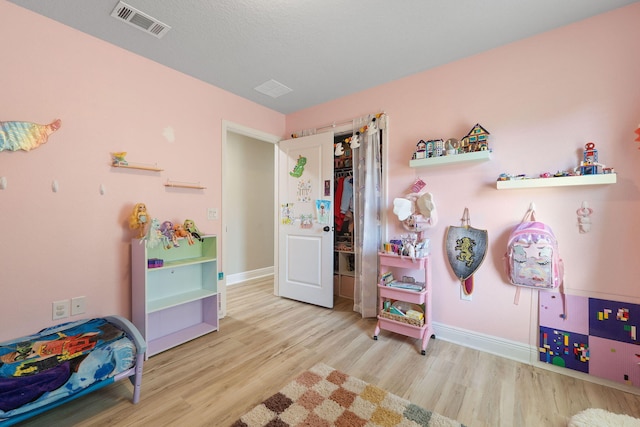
411, 123, 490, 160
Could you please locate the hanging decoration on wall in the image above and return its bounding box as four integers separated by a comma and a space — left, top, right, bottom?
577, 201, 593, 233
635, 123, 640, 149
0, 119, 61, 152
392, 178, 438, 238
445, 208, 488, 296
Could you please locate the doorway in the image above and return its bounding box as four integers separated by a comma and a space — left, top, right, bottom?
221, 121, 280, 318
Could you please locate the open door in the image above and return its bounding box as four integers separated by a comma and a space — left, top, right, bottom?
278, 132, 334, 308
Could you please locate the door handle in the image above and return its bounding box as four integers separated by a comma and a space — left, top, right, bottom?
323, 226, 332, 232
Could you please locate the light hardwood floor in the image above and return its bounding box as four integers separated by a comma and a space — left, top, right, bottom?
22, 278, 640, 426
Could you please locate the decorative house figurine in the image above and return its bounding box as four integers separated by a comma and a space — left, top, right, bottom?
460, 123, 490, 153
413, 140, 427, 159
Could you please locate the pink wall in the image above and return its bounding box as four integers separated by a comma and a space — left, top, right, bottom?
0, 2, 284, 341
287, 4, 640, 344
2, 2, 639, 349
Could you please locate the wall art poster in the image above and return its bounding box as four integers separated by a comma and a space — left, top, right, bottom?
315, 200, 331, 224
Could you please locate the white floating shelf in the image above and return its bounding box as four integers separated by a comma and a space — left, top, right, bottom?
409, 150, 491, 168
496, 173, 617, 190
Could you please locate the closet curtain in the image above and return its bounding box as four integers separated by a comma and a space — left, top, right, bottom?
352, 115, 384, 318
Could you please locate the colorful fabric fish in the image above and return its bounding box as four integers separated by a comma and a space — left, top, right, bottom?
0, 119, 61, 152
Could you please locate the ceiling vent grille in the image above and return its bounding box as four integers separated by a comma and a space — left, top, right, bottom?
110, 1, 171, 39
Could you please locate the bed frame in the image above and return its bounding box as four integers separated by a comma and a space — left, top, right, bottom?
0, 315, 147, 426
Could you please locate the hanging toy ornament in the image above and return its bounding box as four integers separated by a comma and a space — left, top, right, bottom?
635, 123, 640, 149
334, 142, 344, 156
349, 133, 360, 149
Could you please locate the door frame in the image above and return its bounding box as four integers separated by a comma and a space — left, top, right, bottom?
221, 120, 281, 317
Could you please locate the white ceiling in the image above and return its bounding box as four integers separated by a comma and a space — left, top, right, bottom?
8, 0, 638, 114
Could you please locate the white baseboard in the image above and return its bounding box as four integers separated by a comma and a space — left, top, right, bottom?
433, 321, 535, 364
226, 267, 274, 286
433, 321, 640, 396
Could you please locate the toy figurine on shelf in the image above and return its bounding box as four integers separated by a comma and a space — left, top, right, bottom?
184, 219, 204, 242
576, 142, 610, 175
160, 221, 179, 248
141, 218, 168, 249
173, 223, 194, 245
129, 203, 149, 238
111, 152, 128, 166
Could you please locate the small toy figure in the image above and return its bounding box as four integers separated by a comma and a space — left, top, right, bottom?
173, 223, 194, 245
111, 152, 128, 165
184, 219, 204, 242
129, 203, 149, 238
160, 221, 179, 248
141, 218, 168, 249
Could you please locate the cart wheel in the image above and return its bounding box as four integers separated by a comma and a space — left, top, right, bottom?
421, 350, 426, 356
430, 334, 436, 339
373, 335, 378, 340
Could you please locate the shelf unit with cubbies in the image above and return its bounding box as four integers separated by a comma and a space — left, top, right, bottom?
131, 235, 218, 359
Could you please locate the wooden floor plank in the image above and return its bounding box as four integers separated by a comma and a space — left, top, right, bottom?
19, 278, 640, 426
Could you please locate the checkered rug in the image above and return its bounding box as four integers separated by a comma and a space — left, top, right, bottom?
231, 363, 466, 427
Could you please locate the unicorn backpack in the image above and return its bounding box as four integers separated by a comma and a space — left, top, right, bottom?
505, 207, 564, 308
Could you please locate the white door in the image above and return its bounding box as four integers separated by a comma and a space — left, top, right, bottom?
278, 132, 334, 308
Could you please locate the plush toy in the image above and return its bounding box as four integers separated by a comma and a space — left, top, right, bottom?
129, 203, 149, 238
173, 223, 194, 245
160, 221, 179, 248
184, 219, 204, 242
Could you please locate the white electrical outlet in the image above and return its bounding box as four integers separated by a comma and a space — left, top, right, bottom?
52, 300, 70, 320
460, 286, 472, 302
207, 208, 218, 220
71, 296, 86, 316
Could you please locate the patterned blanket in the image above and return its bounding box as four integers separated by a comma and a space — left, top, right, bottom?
231, 363, 466, 427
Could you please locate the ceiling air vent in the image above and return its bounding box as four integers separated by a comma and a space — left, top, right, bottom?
110, 1, 171, 39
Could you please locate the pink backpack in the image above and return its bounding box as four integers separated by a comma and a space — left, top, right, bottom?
505, 208, 565, 312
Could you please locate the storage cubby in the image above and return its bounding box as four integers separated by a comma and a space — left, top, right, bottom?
132, 235, 218, 358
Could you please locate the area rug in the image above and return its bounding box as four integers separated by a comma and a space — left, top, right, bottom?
231, 363, 466, 427
568, 408, 640, 427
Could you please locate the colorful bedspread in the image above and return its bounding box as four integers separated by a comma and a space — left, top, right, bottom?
0, 318, 137, 421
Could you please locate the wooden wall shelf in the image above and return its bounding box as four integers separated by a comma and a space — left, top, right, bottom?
496, 173, 617, 190
164, 180, 206, 189
409, 150, 491, 168
112, 162, 163, 172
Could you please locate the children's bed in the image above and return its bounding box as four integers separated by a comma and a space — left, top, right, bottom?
0, 316, 146, 426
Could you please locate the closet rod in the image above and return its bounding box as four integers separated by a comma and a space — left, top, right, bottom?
300, 111, 385, 134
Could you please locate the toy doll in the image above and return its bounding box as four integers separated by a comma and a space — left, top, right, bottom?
129, 203, 149, 238
173, 223, 194, 245
160, 221, 179, 248
184, 219, 204, 242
